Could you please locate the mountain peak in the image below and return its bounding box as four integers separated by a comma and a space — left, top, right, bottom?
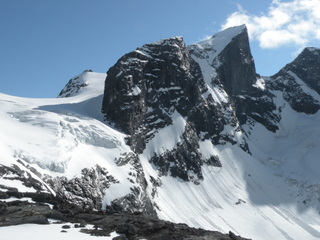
190, 25, 248, 62
58, 70, 106, 98
305, 46, 320, 53
215, 24, 247, 38
279, 46, 320, 95
58, 70, 91, 98
190, 24, 255, 98
152, 36, 184, 45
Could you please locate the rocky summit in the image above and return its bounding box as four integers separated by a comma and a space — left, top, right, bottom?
1, 25, 320, 239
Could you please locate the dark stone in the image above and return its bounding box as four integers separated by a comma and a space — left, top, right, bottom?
0, 200, 251, 240
72, 213, 105, 222
112, 235, 128, 240
229, 231, 244, 240
0, 201, 60, 226
0, 191, 9, 199
79, 222, 87, 228
6, 191, 23, 199
87, 212, 250, 240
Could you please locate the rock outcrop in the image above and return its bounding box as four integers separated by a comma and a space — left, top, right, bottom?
270, 47, 320, 114
0, 200, 251, 240
102, 26, 255, 182
58, 70, 92, 98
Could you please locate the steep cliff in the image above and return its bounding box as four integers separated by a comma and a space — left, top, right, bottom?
270, 47, 320, 114
102, 26, 251, 182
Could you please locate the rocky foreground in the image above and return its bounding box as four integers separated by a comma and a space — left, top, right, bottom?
0, 194, 250, 240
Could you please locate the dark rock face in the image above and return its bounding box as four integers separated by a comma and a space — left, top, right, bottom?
0, 151, 158, 218
270, 48, 320, 114
46, 165, 119, 211
0, 160, 115, 212
58, 69, 92, 98
285, 48, 320, 94
102, 37, 206, 151
101, 26, 281, 180
0, 159, 156, 216
214, 26, 257, 98
102, 26, 282, 184
208, 27, 279, 132
0, 201, 66, 226
102, 36, 228, 181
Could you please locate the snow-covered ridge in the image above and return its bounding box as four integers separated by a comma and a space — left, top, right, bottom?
58, 70, 106, 98
188, 25, 250, 104
190, 24, 247, 64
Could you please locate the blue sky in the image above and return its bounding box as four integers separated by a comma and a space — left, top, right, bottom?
1, 0, 319, 98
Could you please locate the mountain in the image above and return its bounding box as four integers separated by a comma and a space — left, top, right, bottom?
1, 25, 320, 240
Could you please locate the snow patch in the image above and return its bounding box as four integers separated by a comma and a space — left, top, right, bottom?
253, 78, 266, 90
0, 223, 120, 240
127, 85, 141, 96
142, 111, 186, 158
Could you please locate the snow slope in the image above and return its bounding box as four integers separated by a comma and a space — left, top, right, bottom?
0, 71, 134, 203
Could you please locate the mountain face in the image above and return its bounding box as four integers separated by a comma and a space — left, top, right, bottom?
102, 36, 224, 182
58, 69, 93, 98
270, 47, 320, 114
101, 25, 277, 183
1, 25, 320, 240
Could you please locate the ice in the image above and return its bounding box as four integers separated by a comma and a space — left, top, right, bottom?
0, 71, 132, 179
127, 85, 141, 96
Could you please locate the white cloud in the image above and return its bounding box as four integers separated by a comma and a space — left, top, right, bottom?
221, 0, 320, 49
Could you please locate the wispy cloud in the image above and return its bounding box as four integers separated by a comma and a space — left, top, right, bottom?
222, 0, 320, 49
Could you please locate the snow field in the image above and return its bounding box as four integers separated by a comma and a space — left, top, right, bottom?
0, 223, 120, 240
